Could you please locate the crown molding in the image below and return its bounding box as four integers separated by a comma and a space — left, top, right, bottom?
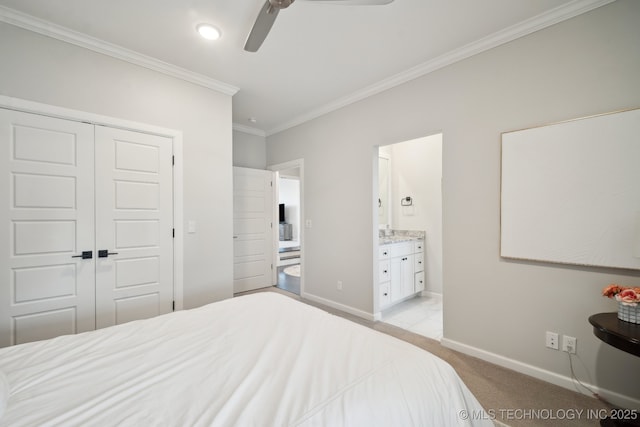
265, 0, 616, 136
0, 0, 615, 135
0, 5, 239, 96
232, 123, 267, 137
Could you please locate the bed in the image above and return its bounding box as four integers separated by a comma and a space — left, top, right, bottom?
0, 292, 493, 426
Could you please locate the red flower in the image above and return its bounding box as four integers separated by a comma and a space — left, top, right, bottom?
616, 289, 640, 305
604, 284, 640, 306
602, 284, 623, 298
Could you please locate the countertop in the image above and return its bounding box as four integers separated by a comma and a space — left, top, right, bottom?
379, 230, 425, 245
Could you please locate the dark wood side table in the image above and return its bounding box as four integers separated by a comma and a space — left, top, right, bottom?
588, 313, 640, 427
589, 312, 640, 357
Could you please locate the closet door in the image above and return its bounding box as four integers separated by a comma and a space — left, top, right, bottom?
94, 126, 174, 328
0, 109, 95, 347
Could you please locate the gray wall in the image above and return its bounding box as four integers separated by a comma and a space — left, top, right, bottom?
233, 129, 267, 169
0, 23, 234, 309
267, 1, 640, 405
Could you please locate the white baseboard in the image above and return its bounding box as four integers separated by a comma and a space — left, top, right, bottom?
421, 290, 442, 301
302, 292, 376, 322
441, 338, 640, 410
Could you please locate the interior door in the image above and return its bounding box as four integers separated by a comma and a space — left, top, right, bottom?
0, 109, 96, 347
233, 167, 274, 293
94, 126, 174, 328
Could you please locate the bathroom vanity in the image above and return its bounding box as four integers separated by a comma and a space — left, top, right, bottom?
378, 233, 424, 310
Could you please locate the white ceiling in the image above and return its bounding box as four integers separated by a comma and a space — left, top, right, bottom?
0, 0, 612, 135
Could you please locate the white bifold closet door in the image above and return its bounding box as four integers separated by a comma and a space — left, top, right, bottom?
0, 109, 174, 347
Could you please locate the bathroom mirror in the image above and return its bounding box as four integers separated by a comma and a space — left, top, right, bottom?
378, 155, 390, 228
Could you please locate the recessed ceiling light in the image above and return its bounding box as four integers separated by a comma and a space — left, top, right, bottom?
197, 24, 221, 41
248, 117, 258, 124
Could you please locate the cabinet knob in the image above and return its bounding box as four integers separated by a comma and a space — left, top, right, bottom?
383, 293, 388, 296
383, 269, 388, 273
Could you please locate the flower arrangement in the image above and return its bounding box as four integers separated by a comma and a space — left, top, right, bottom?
602, 284, 640, 306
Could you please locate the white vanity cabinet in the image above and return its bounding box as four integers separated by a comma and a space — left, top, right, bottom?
379, 239, 424, 309
378, 246, 391, 307
414, 240, 425, 292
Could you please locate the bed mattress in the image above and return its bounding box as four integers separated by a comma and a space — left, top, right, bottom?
0, 292, 492, 426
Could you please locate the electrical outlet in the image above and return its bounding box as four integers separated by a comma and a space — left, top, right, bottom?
546, 331, 559, 350
337, 280, 343, 291
562, 335, 577, 354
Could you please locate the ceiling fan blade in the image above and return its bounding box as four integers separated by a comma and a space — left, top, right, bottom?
301, 0, 393, 4
244, 0, 280, 52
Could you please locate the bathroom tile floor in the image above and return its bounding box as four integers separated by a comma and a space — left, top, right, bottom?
382, 294, 443, 341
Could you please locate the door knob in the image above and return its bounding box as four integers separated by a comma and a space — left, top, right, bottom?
71, 251, 93, 259
98, 250, 119, 258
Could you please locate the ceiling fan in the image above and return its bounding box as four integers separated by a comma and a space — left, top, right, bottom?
244, 0, 394, 52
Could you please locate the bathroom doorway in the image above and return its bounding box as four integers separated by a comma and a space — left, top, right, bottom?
376, 134, 443, 340
269, 159, 304, 296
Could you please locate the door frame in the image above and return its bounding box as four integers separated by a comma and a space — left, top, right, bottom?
268, 159, 304, 296
0, 95, 184, 309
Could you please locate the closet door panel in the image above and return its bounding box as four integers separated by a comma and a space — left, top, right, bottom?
0, 109, 95, 347
94, 126, 174, 329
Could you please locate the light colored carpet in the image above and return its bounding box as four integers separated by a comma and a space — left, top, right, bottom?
237, 286, 611, 427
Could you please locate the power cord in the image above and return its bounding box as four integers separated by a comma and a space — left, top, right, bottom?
567, 352, 612, 406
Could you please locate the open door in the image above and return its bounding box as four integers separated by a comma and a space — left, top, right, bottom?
232, 167, 274, 293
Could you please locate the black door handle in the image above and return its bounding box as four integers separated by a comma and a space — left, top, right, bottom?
98, 250, 119, 258
72, 251, 93, 259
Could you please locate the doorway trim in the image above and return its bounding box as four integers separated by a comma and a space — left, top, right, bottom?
0, 95, 184, 310
268, 158, 304, 296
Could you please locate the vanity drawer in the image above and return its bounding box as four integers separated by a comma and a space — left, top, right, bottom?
380, 282, 391, 308
414, 240, 424, 253
389, 242, 414, 258
414, 254, 424, 273
415, 271, 425, 292
379, 260, 391, 282
379, 245, 391, 259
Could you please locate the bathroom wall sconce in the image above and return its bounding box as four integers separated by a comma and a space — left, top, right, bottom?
401, 196, 412, 206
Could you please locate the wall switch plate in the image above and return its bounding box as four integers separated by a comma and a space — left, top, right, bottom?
546, 331, 559, 350
305, 219, 312, 228
337, 280, 343, 291
562, 335, 577, 354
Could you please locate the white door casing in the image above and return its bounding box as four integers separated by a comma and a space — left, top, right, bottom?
95, 126, 174, 328
0, 109, 96, 347
233, 167, 274, 293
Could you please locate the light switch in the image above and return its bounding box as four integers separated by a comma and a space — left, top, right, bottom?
305, 219, 312, 228
188, 220, 196, 233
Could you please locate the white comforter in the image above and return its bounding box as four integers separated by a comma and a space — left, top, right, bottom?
0, 292, 492, 426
